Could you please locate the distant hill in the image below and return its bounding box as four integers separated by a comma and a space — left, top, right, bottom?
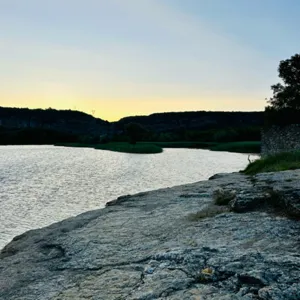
0, 107, 264, 144
114, 111, 264, 133
0, 107, 109, 136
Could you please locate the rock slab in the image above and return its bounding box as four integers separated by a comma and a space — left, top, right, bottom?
1, 170, 300, 299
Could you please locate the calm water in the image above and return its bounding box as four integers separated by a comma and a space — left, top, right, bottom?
0, 145, 257, 249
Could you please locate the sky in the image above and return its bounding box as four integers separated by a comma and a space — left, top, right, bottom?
1, 0, 300, 121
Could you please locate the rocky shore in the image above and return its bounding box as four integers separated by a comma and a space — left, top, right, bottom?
1, 170, 300, 300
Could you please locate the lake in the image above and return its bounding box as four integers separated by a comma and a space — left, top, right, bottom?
0, 145, 257, 249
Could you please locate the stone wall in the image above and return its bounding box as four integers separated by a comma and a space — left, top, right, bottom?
261, 124, 300, 156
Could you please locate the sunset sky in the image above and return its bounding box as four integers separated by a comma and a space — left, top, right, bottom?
1, 0, 300, 121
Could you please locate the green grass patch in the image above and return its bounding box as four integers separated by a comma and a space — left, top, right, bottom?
147, 141, 260, 153
149, 141, 218, 149
56, 142, 163, 154
243, 151, 300, 175
210, 141, 261, 153
56, 140, 261, 154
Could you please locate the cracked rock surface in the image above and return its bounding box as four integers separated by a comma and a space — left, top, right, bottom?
1, 170, 300, 299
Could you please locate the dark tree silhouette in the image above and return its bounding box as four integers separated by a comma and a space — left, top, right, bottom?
268, 54, 300, 109
266, 53, 300, 125
124, 122, 147, 144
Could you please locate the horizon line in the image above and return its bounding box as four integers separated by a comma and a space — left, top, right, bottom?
0, 105, 265, 122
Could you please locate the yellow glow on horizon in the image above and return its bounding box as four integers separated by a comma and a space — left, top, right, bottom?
0, 94, 265, 122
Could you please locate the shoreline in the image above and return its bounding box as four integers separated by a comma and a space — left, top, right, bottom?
0, 141, 261, 154
55, 141, 261, 154
1, 170, 300, 299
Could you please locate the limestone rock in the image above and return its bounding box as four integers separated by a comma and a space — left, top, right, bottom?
230, 192, 270, 212
1, 171, 300, 299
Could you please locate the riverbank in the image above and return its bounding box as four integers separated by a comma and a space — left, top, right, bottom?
1, 169, 300, 299
56, 141, 261, 154
56, 142, 163, 154
244, 151, 300, 175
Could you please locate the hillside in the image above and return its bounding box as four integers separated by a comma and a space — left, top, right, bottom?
112, 111, 264, 144
0, 107, 264, 145
0, 107, 110, 136
114, 111, 264, 132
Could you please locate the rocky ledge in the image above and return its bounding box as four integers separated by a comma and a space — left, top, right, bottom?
1, 170, 300, 300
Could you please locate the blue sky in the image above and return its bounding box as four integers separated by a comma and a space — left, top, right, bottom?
1, 0, 299, 120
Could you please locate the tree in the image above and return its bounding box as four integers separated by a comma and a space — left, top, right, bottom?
266, 53, 300, 125
268, 53, 300, 110
124, 122, 147, 144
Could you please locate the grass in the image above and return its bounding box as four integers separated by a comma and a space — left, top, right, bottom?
147, 141, 260, 153
56, 142, 163, 154
210, 141, 261, 154
149, 141, 218, 149
243, 151, 300, 175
